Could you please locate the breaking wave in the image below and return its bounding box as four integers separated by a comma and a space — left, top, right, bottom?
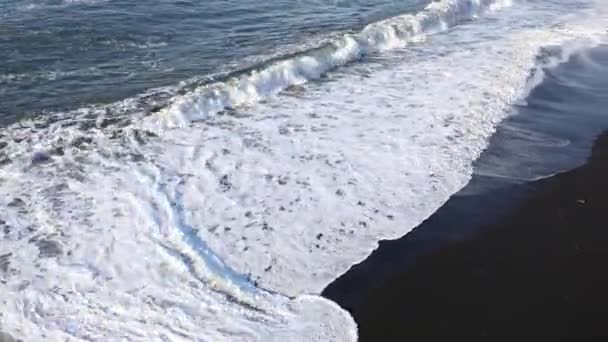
158, 0, 513, 127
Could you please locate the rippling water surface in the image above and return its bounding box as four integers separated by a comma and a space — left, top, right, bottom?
0, 0, 425, 120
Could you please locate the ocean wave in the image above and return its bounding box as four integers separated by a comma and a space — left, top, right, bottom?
156, 0, 513, 128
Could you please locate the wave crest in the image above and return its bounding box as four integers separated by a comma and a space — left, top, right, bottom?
156, 0, 512, 128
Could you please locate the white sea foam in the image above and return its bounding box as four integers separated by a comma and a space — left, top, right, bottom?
0, 129, 358, 341
0, 0, 605, 341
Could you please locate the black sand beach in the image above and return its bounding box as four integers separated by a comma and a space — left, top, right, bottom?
324, 45, 608, 340
344, 131, 608, 341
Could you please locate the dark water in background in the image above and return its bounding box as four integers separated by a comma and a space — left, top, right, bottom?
0, 0, 425, 121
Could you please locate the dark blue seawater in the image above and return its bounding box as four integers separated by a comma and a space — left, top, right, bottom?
0, 0, 424, 121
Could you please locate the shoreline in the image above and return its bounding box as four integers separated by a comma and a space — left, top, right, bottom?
323, 44, 608, 340
345, 129, 608, 340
